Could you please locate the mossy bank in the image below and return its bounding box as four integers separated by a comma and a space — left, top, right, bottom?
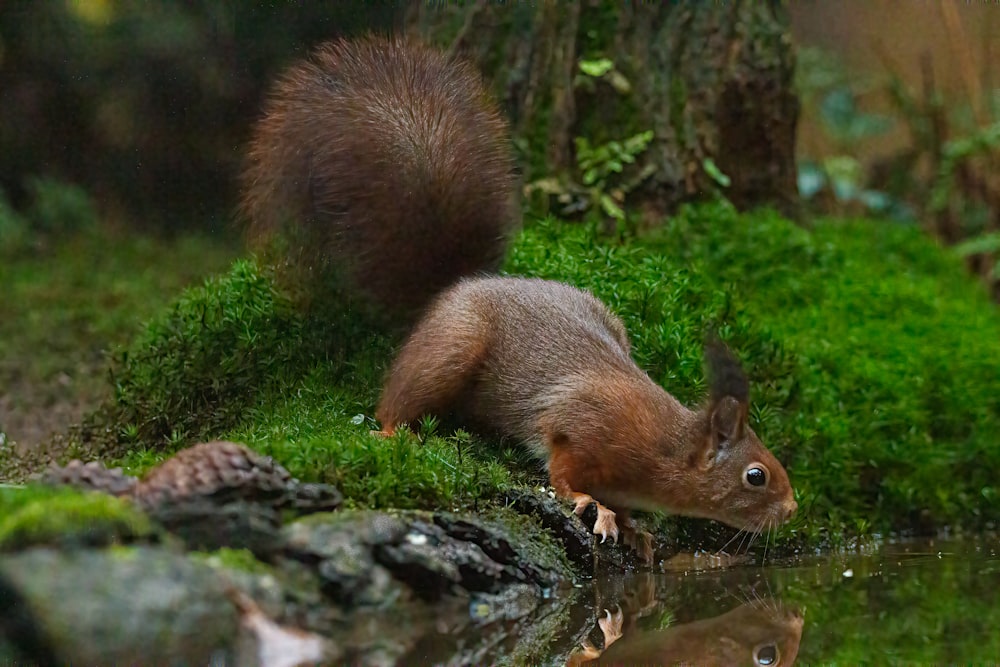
7, 202, 1000, 549
0, 483, 582, 664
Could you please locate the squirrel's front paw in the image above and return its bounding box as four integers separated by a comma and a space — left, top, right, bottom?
571, 492, 595, 516
593, 504, 619, 544
565, 491, 619, 543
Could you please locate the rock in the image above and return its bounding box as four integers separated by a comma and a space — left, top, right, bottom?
374, 521, 469, 600
432, 513, 560, 590
7, 463, 588, 665
505, 488, 594, 569
284, 512, 410, 607
147, 498, 285, 556
0, 504, 584, 666
230, 589, 340, 667
283, 510, 568, 608
468, 583, 542, 624
0, 573, 59, 665
0, 547, 240, 664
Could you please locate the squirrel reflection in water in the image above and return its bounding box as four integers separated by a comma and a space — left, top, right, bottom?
568, 573, 803, 667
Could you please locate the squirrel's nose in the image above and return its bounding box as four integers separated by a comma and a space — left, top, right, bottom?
782, 498, 798, 522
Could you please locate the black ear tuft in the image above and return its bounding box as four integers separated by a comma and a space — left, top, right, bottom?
704, 338, 750, 405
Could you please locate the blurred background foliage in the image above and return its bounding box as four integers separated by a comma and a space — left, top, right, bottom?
791, 2, 1000, 298
0, 1, 398, 230
2, 2, 997, 267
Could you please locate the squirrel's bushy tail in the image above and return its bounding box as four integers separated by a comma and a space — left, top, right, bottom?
241, 36, 520, 318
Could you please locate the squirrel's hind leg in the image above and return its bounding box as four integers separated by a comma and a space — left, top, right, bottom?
375, 306, 489, 435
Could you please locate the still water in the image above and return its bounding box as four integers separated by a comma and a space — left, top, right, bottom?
419, 537, 1000, 665
573, 538, 1000, 665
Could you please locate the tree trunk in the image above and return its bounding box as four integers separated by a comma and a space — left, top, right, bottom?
406, 1, 800, 222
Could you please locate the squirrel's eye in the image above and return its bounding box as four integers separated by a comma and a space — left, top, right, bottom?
754, 644, 779, 666
744, 465, 768, 488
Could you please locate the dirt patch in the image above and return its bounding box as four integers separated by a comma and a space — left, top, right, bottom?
0, 360, 108, 454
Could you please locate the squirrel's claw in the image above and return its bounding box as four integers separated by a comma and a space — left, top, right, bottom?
593, 504, 619, 544
565, 491, 622, 545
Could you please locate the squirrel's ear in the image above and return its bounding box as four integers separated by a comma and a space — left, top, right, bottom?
711, 395, 745, 443
704, 339, 750, 443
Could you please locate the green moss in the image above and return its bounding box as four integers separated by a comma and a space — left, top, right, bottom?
92, 256, 405, 459
511, 204, 1000, 543
0, 486, 155, 551
506, 216, 792, 411
652, 205, 1000, 539
58, 201, 1000, 548
481, 506, 575, 579
89, 256, 519, 509
230, 393, 516, 510
193, 547, 275, 577
104, 259, 305, 450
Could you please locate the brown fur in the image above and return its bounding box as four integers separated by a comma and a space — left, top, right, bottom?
377, 277, 797, 547
240, 36, 519, 318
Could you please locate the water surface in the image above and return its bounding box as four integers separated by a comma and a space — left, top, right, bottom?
415, 536, 1000, 665
561, 537, 1000, 665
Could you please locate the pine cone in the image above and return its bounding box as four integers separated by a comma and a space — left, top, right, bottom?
132, 441, 294, 510
38, 460, 138, 497
40, 441, 342, 517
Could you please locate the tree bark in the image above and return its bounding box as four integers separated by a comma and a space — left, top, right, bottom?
406, 1, 800, 221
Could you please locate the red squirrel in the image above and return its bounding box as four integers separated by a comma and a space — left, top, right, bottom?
376, 278, 797, 559
241, 36, 796, 561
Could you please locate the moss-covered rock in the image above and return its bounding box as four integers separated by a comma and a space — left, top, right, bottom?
0, 546, 240, 664
0, 486, 156, 552
283, 508, 572, 606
